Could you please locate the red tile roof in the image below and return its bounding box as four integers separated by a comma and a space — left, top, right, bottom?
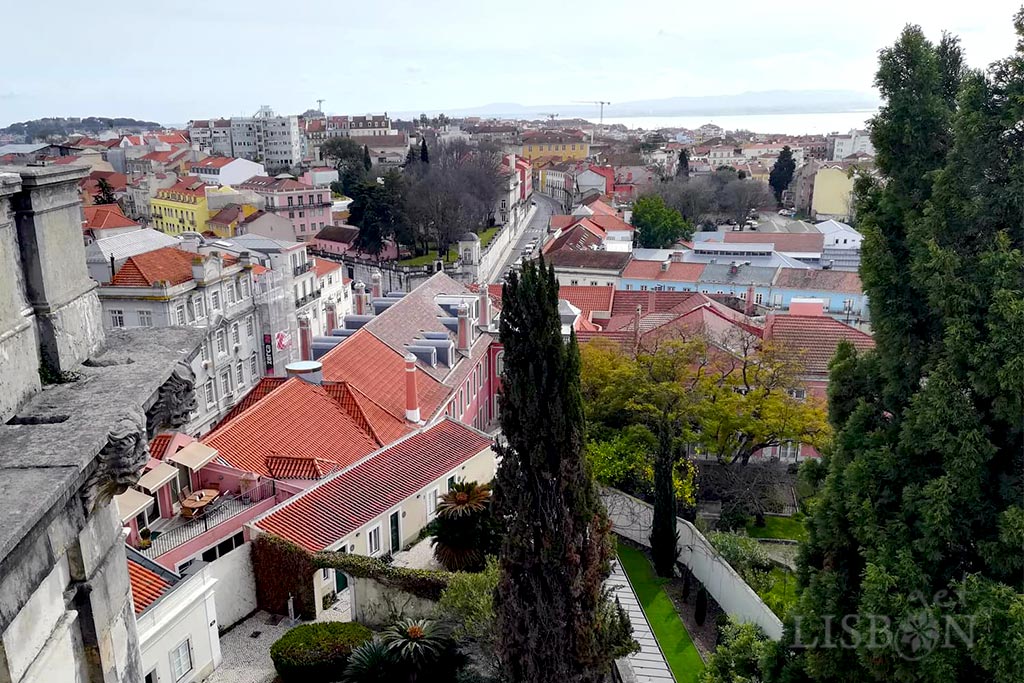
109, 247, 195, 287
203, 378, 381, 478
213, 377, 288, 427
265, 455, 342, 480
764, 314, 874, 376
313, 257, 342, 278
158, 177, 207, 198
587, 214, 632, 232
127, 560, 171, 614
208, 204, 246, 225
238, 176, 312, 193
543, 223, 604, 254
621, 260, 706, 283
320, 329, 451, 421
191, 156, 237, 169
723, 232, 824, 252
558, 285, 615, 319
148, 434, 173, 461
549, 215, 577, 232
83, 204, 138, 231
256, 419, 492, 551
774, 268, 862, 294
80, 170, 128, 194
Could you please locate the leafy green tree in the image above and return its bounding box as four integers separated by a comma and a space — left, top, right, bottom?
701, 620, 771, 683
768, 145, 796, 204
419, 138, 429, 164
321, 137, 364, 171
775, 16, 1024, 683
92, 177, 117, 205
632, 194, 693, 248
347, 171, 406, 255
494, 259, 634, 683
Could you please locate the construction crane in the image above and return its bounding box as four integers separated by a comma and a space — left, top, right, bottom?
539, 112, 559, 122
573, 100, 611, 147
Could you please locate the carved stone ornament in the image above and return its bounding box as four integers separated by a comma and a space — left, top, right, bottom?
145, 360, 198, 438
82, 409, 149, 513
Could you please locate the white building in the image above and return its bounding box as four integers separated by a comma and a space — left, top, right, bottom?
231, 107, 303, 171
97, 246, 265, 435
127, 551, 222, 683
187, 119, 233, 156
829, 129, 875, 161
817, 219, 863, 272
190, 157, 266, 186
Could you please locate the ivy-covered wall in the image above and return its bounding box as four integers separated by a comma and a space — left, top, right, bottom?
251, 534, 319, 619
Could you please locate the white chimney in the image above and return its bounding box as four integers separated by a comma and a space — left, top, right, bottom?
354, 282, 366, 315
371, 270, 382, 299
457, 302, 471, 352
286, 360, 323, 385
478, 287, 490, 329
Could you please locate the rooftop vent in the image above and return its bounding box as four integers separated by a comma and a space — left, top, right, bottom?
406, 344, 438, 368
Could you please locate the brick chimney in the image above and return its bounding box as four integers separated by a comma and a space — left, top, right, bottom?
354, 282, 366, 315
478, 287, 490, 329
745, 284, 755, 316
371, 270, 382, 299
298, 316, 312, 361
325, 301, 337, 332
404, 353, 420, 422
457, 302, 471, 352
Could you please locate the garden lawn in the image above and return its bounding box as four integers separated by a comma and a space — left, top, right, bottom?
478, 226, 500, 248
745, 514, 807, 541
618, 545, 704, 683
398, 248, 458, 266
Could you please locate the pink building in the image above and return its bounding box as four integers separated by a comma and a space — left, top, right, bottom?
237, 175, 331, 242
515, 155, 533, 201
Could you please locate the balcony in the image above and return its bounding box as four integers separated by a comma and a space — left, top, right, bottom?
292, 260, 313, 276
295, 289, 322, 308
138, 479, 277, 559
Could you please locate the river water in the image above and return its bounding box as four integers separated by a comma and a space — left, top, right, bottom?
592, 111, 876, 136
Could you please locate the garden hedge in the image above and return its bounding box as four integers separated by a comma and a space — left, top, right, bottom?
270, 622, 373, 682
313, 552, 454, 601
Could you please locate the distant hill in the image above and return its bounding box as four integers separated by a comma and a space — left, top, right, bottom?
396, 90, 880, 120
1, 116, 162, 142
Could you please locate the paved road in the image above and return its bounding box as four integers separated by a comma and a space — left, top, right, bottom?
489, 192, 562, 284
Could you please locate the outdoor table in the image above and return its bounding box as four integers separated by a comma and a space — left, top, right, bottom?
180, 489, 220, 518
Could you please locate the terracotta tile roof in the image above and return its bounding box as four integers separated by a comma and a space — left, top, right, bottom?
724, 232, 824, 253
265, 455, 342, 480
764, 314, 874, 376
365, 134, 410, 149
83, 204, 138, 231
558, 285, 615, 319
321, 329, 451, 421
238, 176, 312, 193
549, 215, 577, 232
158, 177, 207, 198
543, 224, 603, 254
140, 150, 180, 163
330, 383, 411, 445
192, 156, 237, 169
255, 419, 492, 551
315, 224, 359, 244
580, 195, 617, 215
774, 268, 863, 294
208, 204, 245, 225
148, 434, 173, 461
542, 250, 631, 271
127, 560, 171, 614
588, 214, 632, 232
313, 257, 342, 278
213, 377, 288, 427
80, 170, 128, 193
621, 260, 706, 283
109, 246, 195, 287
203, 378, 381, 478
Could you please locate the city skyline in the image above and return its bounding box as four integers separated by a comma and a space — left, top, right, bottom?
1, 0, 1017, 124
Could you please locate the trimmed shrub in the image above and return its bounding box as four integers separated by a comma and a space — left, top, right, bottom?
252, 534, 318, 619
315, 552, 453, 601
270, 622, 373, 682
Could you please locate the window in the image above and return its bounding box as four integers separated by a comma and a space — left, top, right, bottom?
367, 525, 381, 556
287, 196, 294, 206
425, 487, 439, 521
755, 292, 764, 305
250, 354, 259, 378
788, 388, 807, 400
169, 639, 192, 681
447, 476, 457, 491
779, 441, 801, 461
322, 568, 330, 580
240, 277, 250, 298
216, 330, 227, 354
246, 316, 255, 337
220, 372, 232, 396
137, 310, 153, 327
226, 285, 235, 305
109, 309, 125, 328
211, 291, 221, 310
194, 296, 205, 318
236, 362, 245, 386
175, 305, 186, 325
495, 351, 505, 376
231, 323, 240, 345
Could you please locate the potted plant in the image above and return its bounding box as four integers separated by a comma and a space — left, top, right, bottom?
138, 527, 152, 550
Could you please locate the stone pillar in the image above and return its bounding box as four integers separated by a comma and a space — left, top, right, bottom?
8, 165, 103, 374
0, 173, 41, 421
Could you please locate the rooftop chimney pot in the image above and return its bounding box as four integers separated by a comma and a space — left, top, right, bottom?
404, 353, 421, 423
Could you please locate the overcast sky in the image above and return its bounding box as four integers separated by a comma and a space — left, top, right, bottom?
1, 0, 1018, 125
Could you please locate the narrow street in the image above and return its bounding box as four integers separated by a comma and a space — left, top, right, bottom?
489, 192, 562, 284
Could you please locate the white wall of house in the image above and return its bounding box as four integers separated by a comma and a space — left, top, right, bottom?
137, 566, 222, 683
205, 544, 258, 631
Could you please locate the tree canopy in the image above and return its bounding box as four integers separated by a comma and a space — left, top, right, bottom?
768, 145, 796, 205
632, 194, 693, 248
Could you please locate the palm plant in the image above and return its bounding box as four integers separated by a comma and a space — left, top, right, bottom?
342, 638, 394, 683
380, 618, 451, 681
432, 481, 495, 571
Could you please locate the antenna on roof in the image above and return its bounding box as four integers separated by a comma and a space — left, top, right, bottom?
316, 98, 325, 113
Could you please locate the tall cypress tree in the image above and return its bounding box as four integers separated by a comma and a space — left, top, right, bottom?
768, 145, 795, 204
362, 144, 372, 172
420, 138, 429, 164
494, 258, 627, 683
771, 16, 1024, 683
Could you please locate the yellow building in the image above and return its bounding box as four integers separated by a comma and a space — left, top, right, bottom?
206, 202, 260, 238
520, 131, 590, 162
150, 176, 210, 234
811, 166, 856, 220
